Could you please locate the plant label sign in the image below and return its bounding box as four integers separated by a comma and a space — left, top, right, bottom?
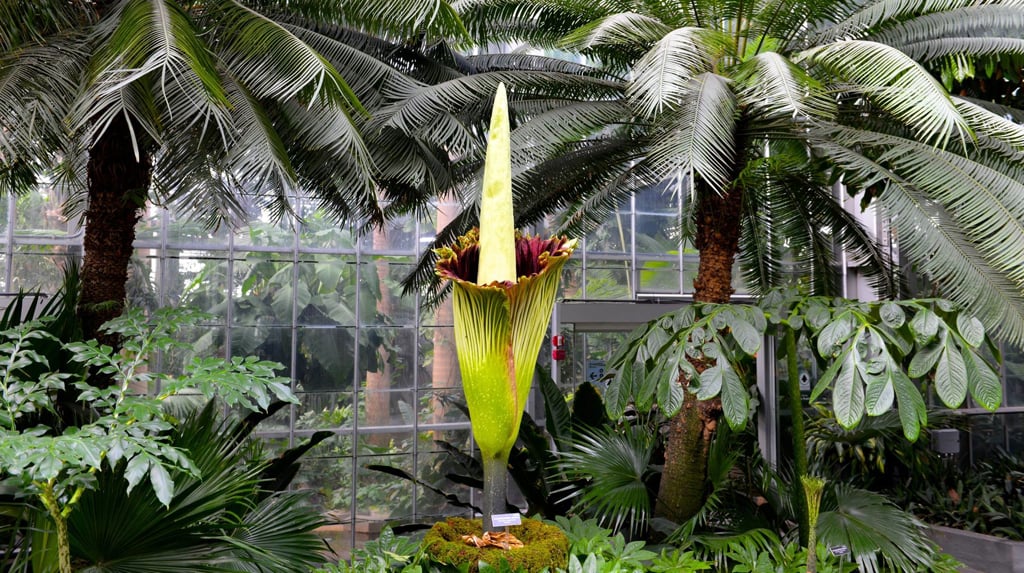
491, 513, 522, 528
829, 545, 850, 557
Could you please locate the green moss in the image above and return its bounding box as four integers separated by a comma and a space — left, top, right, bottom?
422, 517, 568, 573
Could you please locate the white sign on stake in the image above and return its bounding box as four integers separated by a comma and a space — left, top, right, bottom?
491, 513, 522, 528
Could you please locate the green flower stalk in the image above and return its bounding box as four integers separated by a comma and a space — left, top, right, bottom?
801, 475, 827, 573
436, 83, 576, 530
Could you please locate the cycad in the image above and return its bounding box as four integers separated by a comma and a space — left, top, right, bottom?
432, 0, 1024, 522
0, 0, 466, 344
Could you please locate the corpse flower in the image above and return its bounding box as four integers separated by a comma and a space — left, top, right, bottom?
435, 83, 576, 531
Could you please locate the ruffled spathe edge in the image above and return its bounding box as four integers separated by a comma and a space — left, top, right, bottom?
435, 229, 577, 287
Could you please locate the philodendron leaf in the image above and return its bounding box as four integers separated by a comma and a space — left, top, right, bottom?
657, 360, 686, 417
810, 345, 847, 401
956, 313, 985, 348
833, 350, 864, 429
720, 364, 748, 430
935, 338, 968, 408
964, 349, 1001, 411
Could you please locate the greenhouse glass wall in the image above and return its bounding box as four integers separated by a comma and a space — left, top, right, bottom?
2, 181, 1023, 546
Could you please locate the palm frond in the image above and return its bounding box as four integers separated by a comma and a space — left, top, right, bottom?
954, 96, 1024, 153
817, 484, 933, 573
811, 130, 1024, 345
868, 5, 1024, 58
626, 27, 731, 117
735, 51, 837, 122
266, 0, 470, 42
559, 11, 673, 51
813, 0, 976, 44
371, 70, 622, 139
0, 39, 83, 162
279, 21, 421, 107
0, 0, 94, 51
800, 40, 970, 147
556, 426, 656, 537
455, 0, 601, 48
84, 0, 233, 144
644, 73, 737, 194
210, 0, 363, 111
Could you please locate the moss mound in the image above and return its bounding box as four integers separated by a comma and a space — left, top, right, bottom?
422, 517, 568, 573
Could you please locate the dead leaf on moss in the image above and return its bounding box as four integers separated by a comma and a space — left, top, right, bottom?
461, 531, 524, 549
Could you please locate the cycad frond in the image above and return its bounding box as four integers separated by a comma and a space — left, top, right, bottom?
868, 5, 1024, 54
455, 0, 602, 47
211, 1, 362, 110
0, 0, 93, 51
735, 51, 836, 121
890, 37, 1024, 62
626, 27, 731, 117
372, 70, 622, 137
813, 0, 975, 44
559, 11, 673, 51
644, 73, 737, 194
801, 40, 970, 147
812, 132, 1024, 345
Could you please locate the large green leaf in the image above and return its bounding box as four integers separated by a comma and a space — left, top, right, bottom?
832, 349, 865, 429
934, 338, 968, 408
964, 348, 1001, 411
720, 364, 748, 430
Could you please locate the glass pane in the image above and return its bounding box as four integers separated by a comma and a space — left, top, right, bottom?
295, 433, 354, 512
362, 218, 417, 254
295, 254, 360, 327
163, 250, 228, 312
233, 252, 295, 327
165, 213, 230, 247
637, 257, 682, 294
586, 212, 631, 255
10, 246, 77, 293
969, 415, 1006, 462
229, 325, 292, 373
585, 259, 632, 299
14, 186, 76, 237
358, 328, 418, 428
298, 210, 357, 251
296, 392, 354, 430
356, 450, 414, 519
359, 257, 417, 326
296, 326, 356, 393
1004, 343, 1024, 407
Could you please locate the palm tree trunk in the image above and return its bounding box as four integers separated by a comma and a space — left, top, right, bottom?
655, 187, 742, 522
79, 117, 150, 347
366, 228, 393, 446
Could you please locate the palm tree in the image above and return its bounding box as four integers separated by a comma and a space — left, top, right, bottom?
430, 0, 1024, 522
0, 0, 467, 345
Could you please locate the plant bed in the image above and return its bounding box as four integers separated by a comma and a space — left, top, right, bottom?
927, 524, 1024, 573
422, 517, 568, 572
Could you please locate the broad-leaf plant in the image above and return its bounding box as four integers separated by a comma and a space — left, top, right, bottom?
0, 307, 295, 573
607, 290, 1001, 545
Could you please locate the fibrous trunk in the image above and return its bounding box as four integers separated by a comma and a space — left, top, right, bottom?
79, 117, 150, 347
655, 187, 742, 523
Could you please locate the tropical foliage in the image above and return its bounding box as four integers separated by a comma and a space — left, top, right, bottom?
0, 0, 470, 342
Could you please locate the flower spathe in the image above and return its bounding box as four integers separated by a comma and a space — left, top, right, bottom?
435, 230, 576, 461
